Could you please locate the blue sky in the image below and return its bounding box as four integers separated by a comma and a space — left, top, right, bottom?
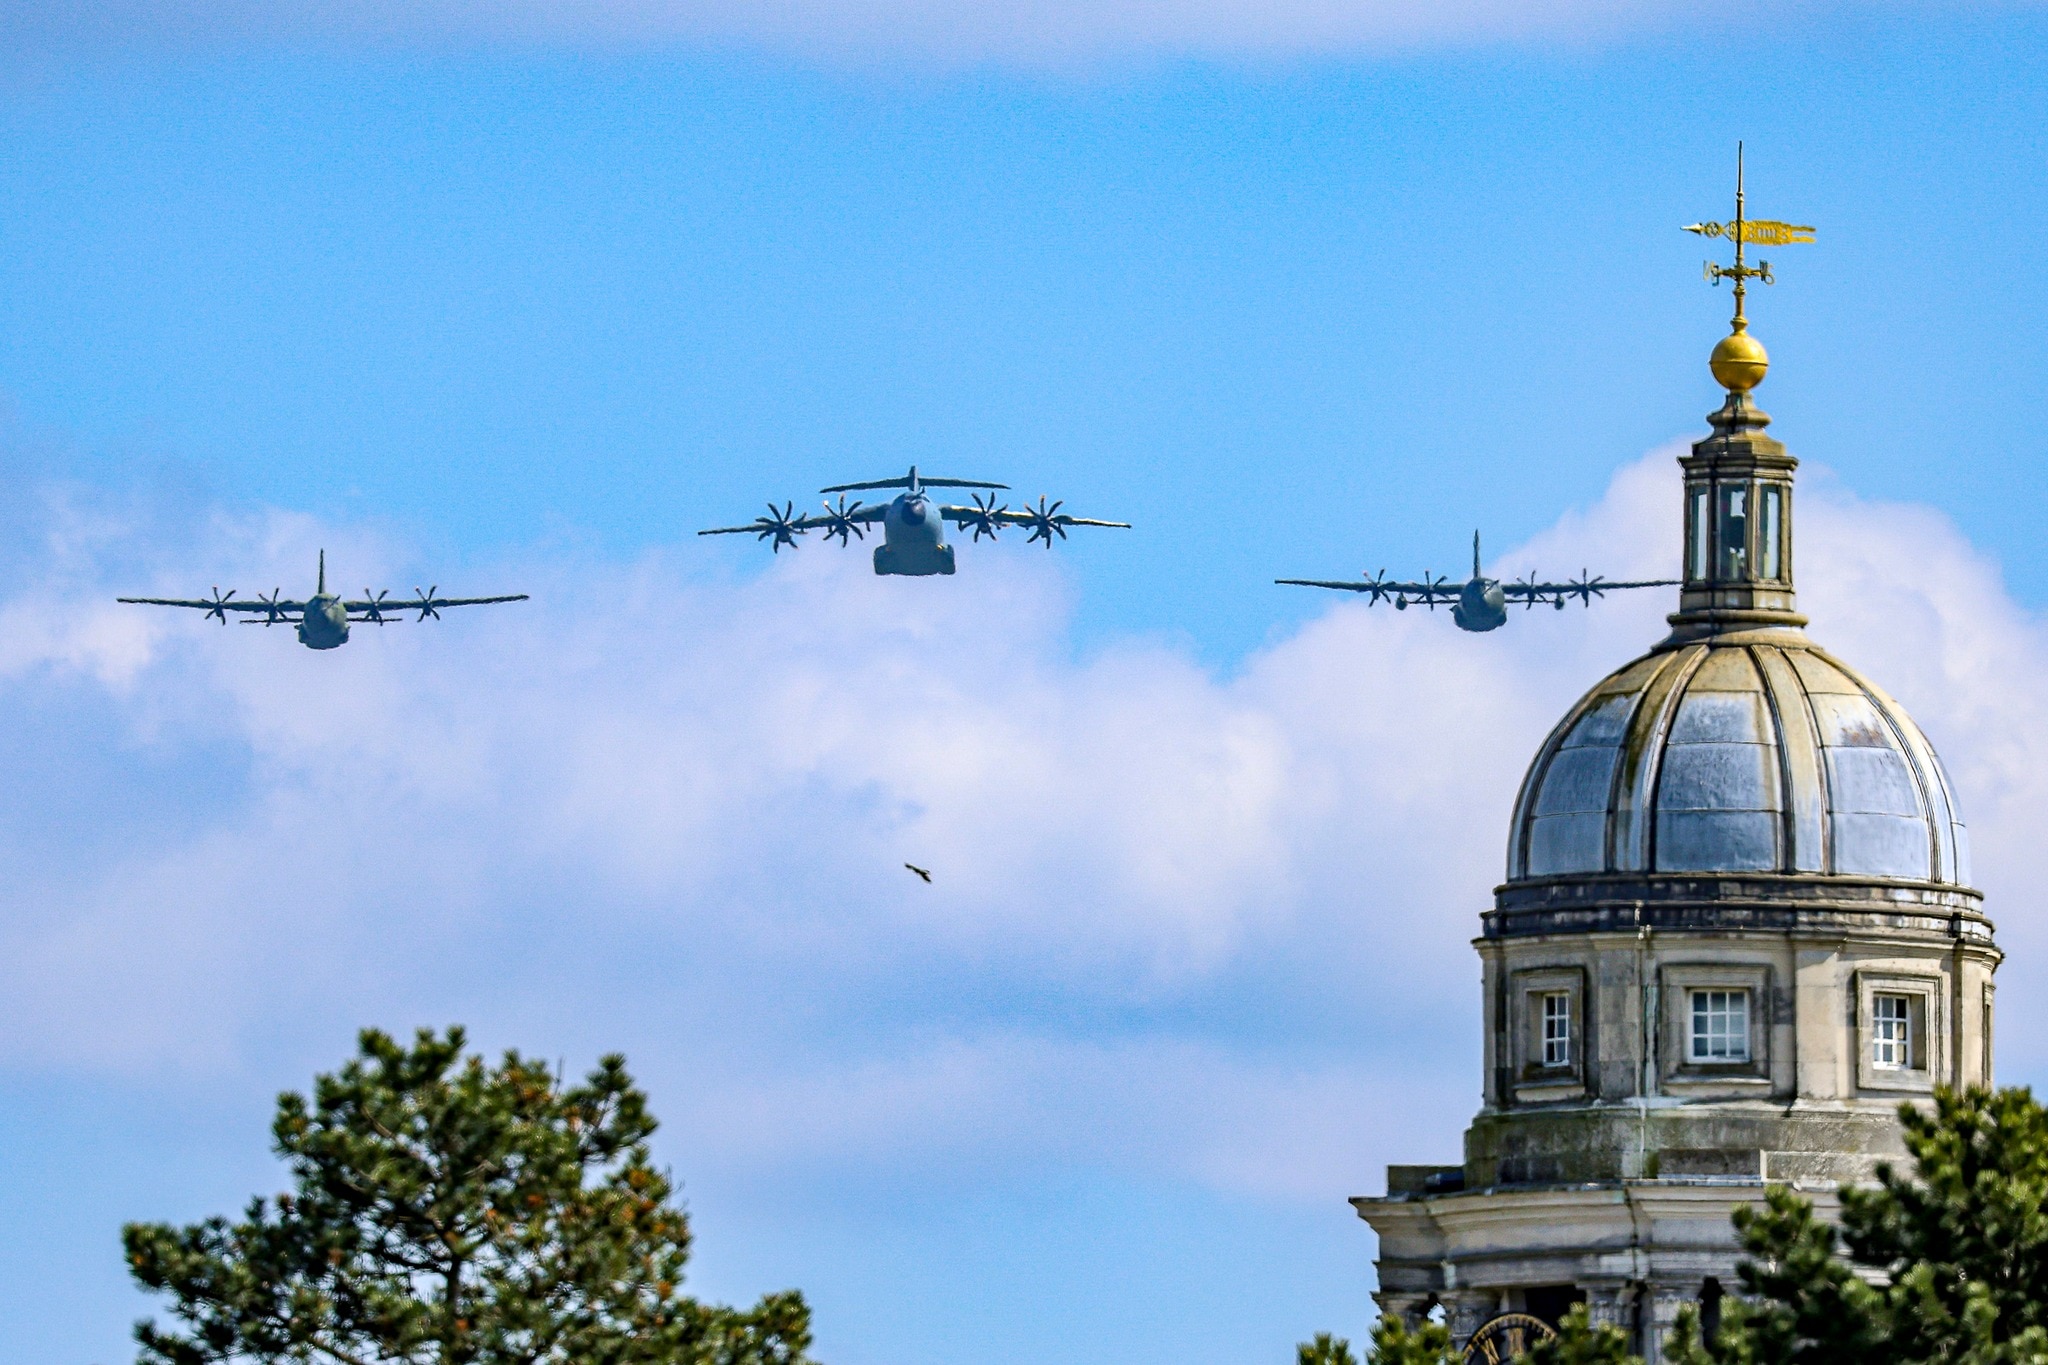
6, 6, 2048, 1364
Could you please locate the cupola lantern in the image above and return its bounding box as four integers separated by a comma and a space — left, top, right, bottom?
1672, 144, 1813, 641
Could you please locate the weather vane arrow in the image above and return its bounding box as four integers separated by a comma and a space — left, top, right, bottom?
1684, 142, 1815, 313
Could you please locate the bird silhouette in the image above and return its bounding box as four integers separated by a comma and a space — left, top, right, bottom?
904, 863, 932, 883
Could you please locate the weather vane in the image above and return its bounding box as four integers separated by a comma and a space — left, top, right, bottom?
1683, 143, 1814, 391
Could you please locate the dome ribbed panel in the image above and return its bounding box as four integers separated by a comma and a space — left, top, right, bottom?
1788, 651, 1931, 880
1506, 636, 1971, 888
1516, 653, 1666, 879
1754, 646, 1829, 872
1655, 648, 1782, 872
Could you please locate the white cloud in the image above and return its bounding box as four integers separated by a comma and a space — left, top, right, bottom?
3, 0, 1787, 67
3, 445, 2047, 1206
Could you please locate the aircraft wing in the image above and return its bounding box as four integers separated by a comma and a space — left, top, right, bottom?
1274, 578, 1460, 604
698, 515, 830, 536
337, 593, 529, 623
341, 594, 529, 611
119, 595, 307, 615
940, 506, 1131, 529
943, 509, 1131, 528
1501, 578, 1678, 604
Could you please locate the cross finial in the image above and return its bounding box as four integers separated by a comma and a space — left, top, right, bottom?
1683, 143, 1814, 334
1683, 144, 1814, 392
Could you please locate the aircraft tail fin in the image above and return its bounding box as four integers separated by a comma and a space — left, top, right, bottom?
1472, 531, 1481, 579
318, 548, 326, 595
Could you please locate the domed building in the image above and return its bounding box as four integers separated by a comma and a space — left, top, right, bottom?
1353, 284, 1999, 1360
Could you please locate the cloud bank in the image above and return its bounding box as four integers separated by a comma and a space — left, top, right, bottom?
4, 0, 1781, 67
5, 445, 2048, 1211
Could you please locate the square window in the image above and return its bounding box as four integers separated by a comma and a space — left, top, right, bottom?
1872, 993, 1913, 1070
1855, 975, 1943, 1093
1540, 993, 1572, 1068
1690, 989, 1750, 1063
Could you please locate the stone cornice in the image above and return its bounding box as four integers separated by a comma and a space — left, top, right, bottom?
1487, 872, 1991, 943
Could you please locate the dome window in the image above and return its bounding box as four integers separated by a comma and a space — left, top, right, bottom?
1871, 994, 1914, 1070
1540, 992, 1573, 1068
1689, 989, 1751, 1063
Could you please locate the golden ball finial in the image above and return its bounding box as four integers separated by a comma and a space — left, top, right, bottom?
1710, 326, 1769, 392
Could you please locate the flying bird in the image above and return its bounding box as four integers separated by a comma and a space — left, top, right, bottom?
904, 863, 933, 883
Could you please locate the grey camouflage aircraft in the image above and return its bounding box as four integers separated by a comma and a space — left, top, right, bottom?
119, 550, 528, 650
1279, 532, 1677, 633
700, 465, 1130, 576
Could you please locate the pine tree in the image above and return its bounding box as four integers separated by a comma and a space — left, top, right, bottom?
123, 1026, 814, 1365
1668, 1086, 2048, 1365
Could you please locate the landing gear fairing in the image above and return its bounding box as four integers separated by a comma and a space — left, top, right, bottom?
699, 466, 1130, 576
119, 551, 528, 650
1278, 533, 1677, 633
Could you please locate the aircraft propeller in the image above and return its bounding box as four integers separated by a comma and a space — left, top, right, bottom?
360, 589, 396, 624
256, 589, 289, 625
1419, 572, 1451, 608
1022, 495, 1068, 548
752, 502, 807, 552
412, 588, 441, 622
203, 587, 236, 624
818, 495, 868, 545
1568, 571, 1607, 604
961, 492, 1008, 542
1360, 570, 1393, 604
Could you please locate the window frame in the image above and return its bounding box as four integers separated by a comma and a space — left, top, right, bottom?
1540, 991, 1573, 1069
1687, 485, 1712, 582
1758, 483, 1785, 581
1660, 962, 1774, 1088
1511, 966, 1588, 1101
1717, 483, 1750, 581
1856, 972, 1944, 1094
1871, 993, 1913, 1071
1689, 988, 1753, 1064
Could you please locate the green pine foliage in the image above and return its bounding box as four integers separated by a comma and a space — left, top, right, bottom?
1296, 1315, 1459, 1365
1365, 1315, 1456, 1365
1296, 1316, 1456, 1365
1529, 1304, 1637, 1365
1298, 1331, 1363, 1365
123, 1026, 815, 1365
1669, 1086, 2048, 1365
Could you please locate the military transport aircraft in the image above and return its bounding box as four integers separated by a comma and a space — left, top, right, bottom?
1278, 532, 1677, 633
699, 466, 1130, 576
119, 551, 528, 650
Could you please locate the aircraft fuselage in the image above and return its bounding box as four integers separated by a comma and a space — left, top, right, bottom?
874, 492, 956, 577
1451, 577, 1508, 632
298, 594, 351, 649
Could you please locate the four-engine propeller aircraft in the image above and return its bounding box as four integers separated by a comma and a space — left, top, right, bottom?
119, 551, 528, 650
699, 465, 1130, 576
1278, 532, 1677, 633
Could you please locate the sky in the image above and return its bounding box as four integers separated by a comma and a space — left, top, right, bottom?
5, 4, 2048, 1364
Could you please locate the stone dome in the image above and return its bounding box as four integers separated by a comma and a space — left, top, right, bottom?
1506, 631, 1969, 886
